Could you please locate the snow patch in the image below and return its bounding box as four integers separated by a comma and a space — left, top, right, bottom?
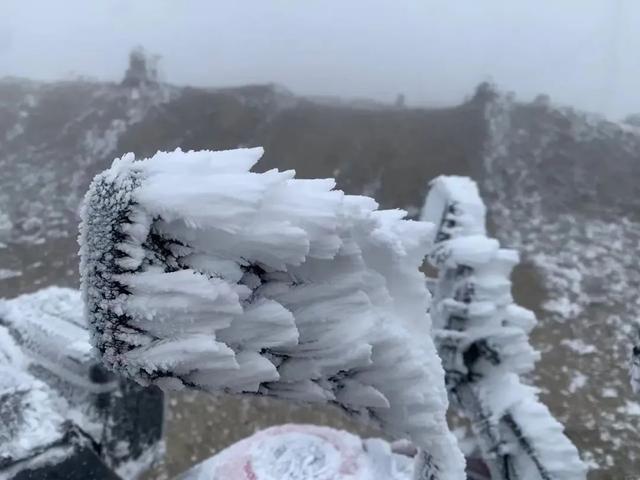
561, 339, 597, 355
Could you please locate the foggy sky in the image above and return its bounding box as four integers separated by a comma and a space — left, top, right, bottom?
1, 0, 638, 119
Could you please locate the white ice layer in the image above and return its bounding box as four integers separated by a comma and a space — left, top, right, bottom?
422, 175, 586, 480
79, 147, 465, 480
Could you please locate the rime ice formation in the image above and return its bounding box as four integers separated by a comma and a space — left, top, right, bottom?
179, 424, 413, 480
80, 146, 465, 480
422, 176, 587, 480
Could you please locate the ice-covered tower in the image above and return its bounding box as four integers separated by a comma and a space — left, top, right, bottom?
421, 176, 586, 480
79, 147, 466, 480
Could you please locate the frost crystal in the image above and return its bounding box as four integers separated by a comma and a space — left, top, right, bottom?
422, 176, 587, 480
79, 147, 465, 480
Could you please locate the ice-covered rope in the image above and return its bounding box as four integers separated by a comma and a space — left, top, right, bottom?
79, 147, 465, 480
422, 176, 586, 480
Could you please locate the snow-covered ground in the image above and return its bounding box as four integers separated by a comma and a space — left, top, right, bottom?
0, 77, 176, 297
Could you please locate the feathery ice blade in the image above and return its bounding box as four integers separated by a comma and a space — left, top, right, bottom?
79, 147, 465, 480
421, 176, 587, 480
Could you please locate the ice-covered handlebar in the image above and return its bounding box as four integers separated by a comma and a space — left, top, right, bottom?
79, 147, 465, 480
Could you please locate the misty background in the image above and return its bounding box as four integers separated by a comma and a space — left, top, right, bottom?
1, 0, 638, 119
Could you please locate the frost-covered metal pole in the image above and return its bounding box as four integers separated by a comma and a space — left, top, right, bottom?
422, 176, 586, 480
79, 147, 466, 480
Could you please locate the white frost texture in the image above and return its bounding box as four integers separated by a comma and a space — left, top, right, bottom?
79, 147, 465, 480
422, 176, 586, 480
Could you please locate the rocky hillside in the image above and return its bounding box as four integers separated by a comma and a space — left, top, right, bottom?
1, 63, 639, 478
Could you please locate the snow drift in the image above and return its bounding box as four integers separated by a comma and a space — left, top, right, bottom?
79, 147, 465, 480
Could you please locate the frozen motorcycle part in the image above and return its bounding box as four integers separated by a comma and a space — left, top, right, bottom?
0, 287, 164, 479
79, 146, 466, 480
0, 323, 120, 480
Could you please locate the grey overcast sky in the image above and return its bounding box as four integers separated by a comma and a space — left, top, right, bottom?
0, 0, 638, 119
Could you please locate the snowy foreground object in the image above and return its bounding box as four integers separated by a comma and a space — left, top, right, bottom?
422, 177, 587, 480
0, 287, 163, 479
178, 424, 414, 480
79, 147, 465, 480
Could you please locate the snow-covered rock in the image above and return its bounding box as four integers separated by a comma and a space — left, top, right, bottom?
80, 147, 465, 480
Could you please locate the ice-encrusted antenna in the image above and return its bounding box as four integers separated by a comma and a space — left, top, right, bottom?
421, 176, 587, 480
79, 147, 465, 480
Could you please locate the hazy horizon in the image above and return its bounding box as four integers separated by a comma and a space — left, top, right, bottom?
1, 0, 638, 119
